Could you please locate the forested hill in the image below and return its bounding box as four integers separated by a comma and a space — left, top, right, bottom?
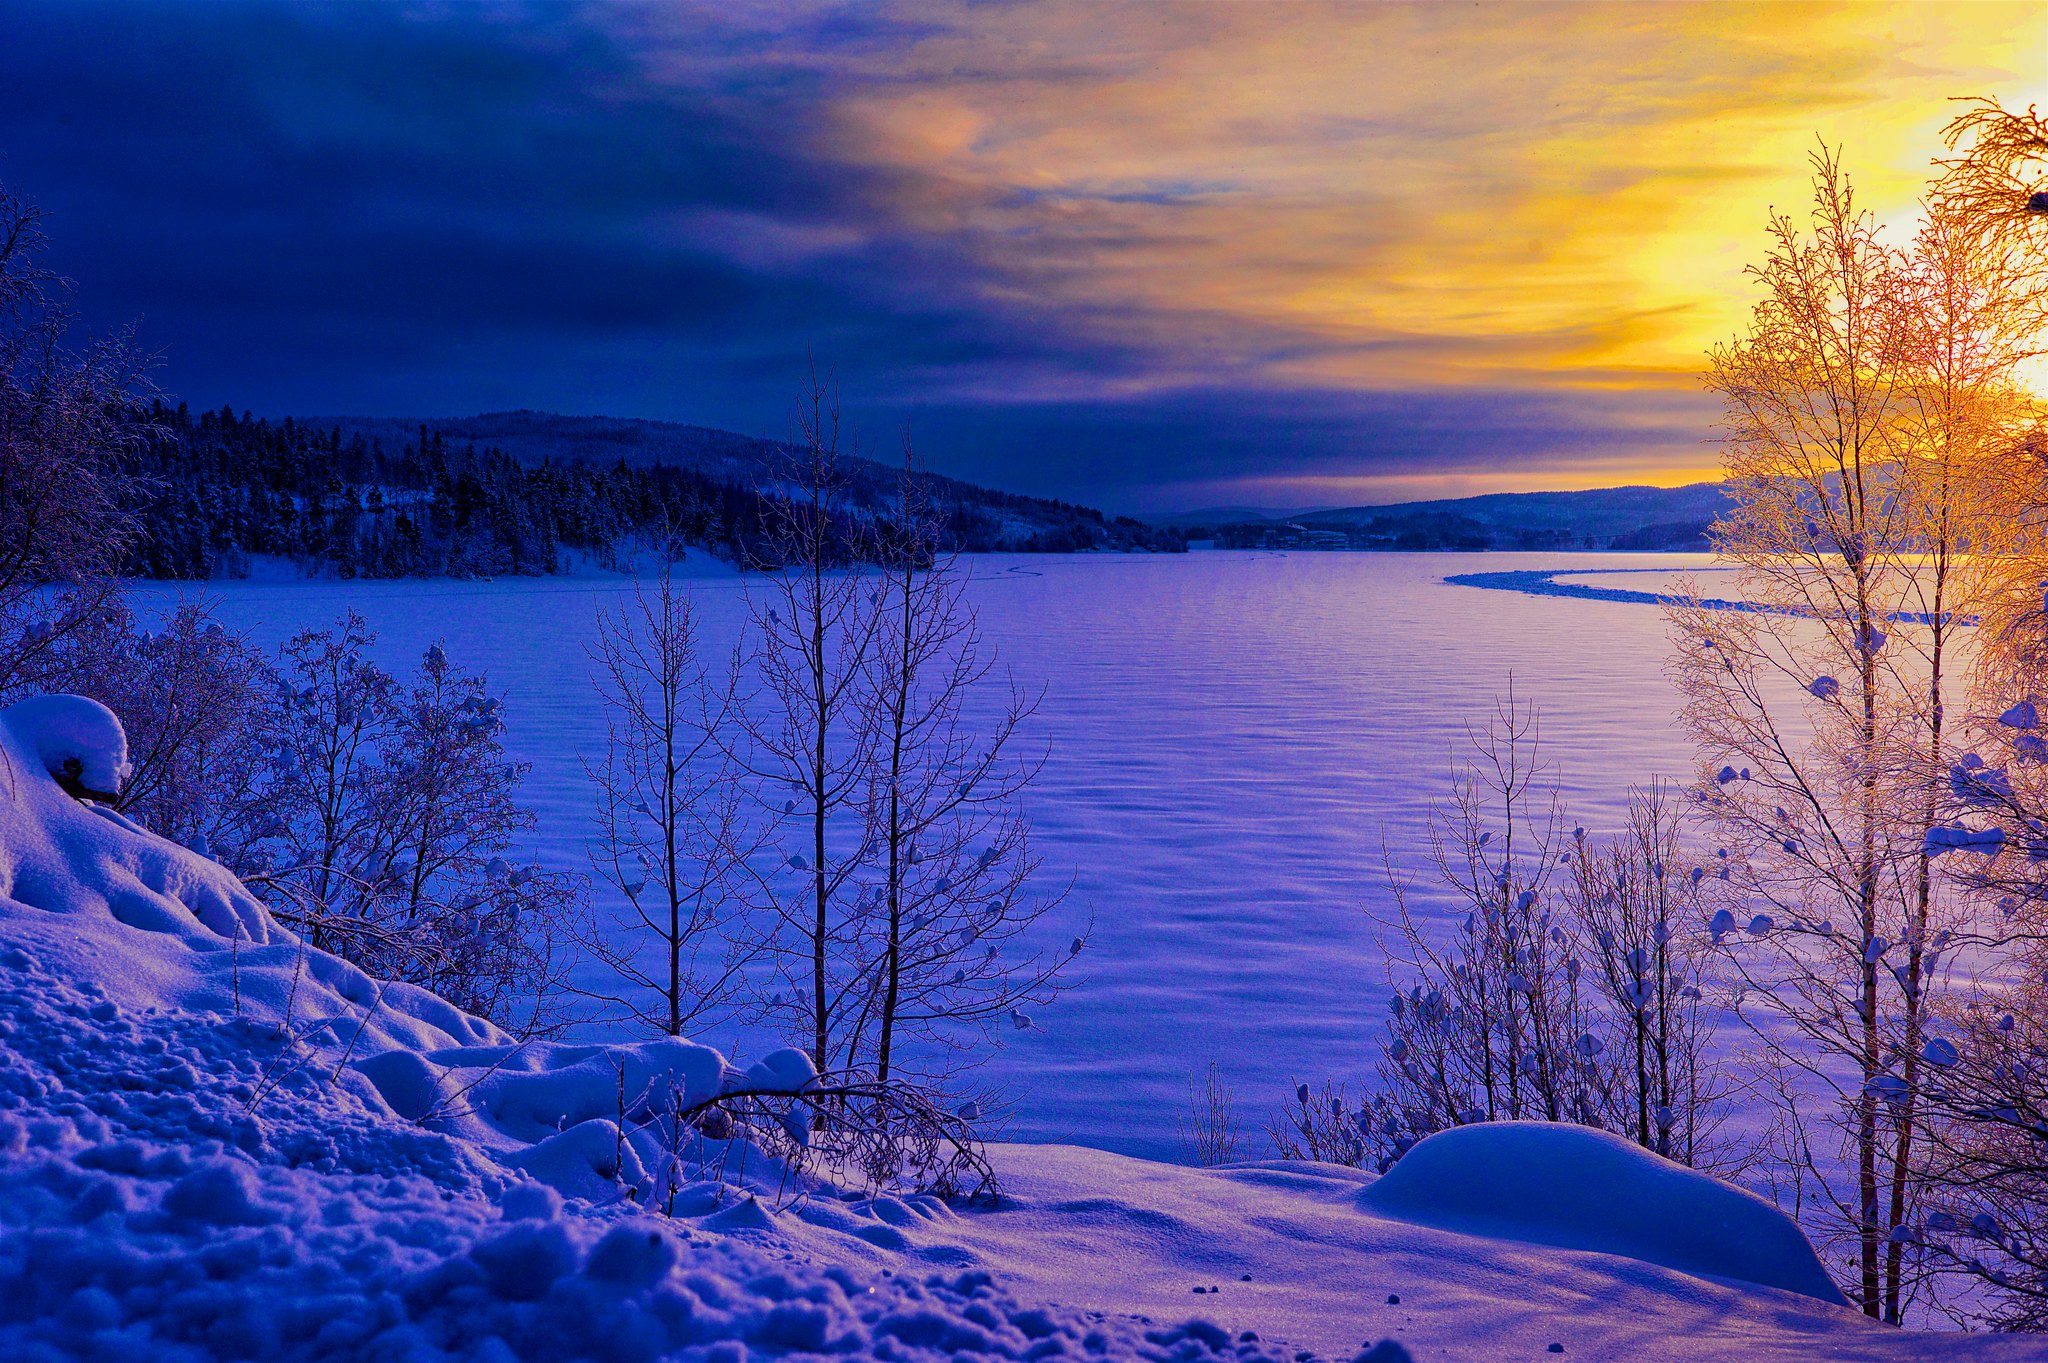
122, 405, 1181, 580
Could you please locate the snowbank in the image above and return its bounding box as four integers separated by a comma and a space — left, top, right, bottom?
0, 695, 882, 1218
0, 985, 1303, 1361
0, 695, 1312, 1362
1355, 1122, 1847, 1304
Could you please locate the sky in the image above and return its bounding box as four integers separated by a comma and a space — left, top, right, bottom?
1, 1, 2041, 513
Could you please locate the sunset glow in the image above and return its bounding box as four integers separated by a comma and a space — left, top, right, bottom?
3, 1, 2042, 506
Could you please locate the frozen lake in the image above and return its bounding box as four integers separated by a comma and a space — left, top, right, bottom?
135, 551, 1714, 1160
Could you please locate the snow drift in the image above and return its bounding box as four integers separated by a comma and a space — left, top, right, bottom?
1355, 1121, 1847, 1304
0, 694, 803, 1205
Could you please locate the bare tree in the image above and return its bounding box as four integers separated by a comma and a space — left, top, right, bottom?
581, 565, 755, 1035
1668, 143, 2018, 1320
372, 640, 578, 1027
731, 370, 885, 1075
1933, 99, 2048, 270
852, 443, 1075, 1084
1562, 781, 1725, 1165
232, 611, 401, 946
212, 617, 574, 1030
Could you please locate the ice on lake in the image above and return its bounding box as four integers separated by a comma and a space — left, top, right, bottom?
132, 550, 1713, 1160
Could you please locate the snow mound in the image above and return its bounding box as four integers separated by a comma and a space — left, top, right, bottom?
7, 694, 131, 796
0, 695, 272, 947
1355, 1122, 1847, 1304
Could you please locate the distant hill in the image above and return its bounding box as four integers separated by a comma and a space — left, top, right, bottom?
1145, 504, 1335, 528
1177, 482, 1729, 552
124, 405, 1181, 582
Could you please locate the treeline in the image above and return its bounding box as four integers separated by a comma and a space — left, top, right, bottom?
1203, 513, 1710, 552
120, 402, 1182, 580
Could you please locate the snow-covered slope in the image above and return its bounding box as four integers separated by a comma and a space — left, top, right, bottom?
0, 695, 2032, 1361
0, 697, 1328, 1363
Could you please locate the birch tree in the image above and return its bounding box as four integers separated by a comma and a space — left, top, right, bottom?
581, 566, 755, 1035
1670, 144, 2009, 1320
0, 183, 146, 691
733, 372, 884, 1075
853, 443, 1074, 1085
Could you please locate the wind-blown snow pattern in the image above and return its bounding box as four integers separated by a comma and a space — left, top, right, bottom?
0, 693, 2029, 1360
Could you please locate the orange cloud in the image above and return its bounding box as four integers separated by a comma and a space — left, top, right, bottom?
596, 1, 2044, 498
637, 0, 2042, 409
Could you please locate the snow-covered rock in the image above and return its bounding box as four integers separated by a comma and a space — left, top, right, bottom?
0, 694, 273, 947
1354, 1122, 1846, 1304
742, 1046, 820, 1095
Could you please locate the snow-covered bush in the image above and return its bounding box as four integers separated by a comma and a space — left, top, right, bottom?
10, 596, 269, 848
217, 614, 578, 1030
642, 1057, 1000, 1209
1177, 1059, 1243, 1167
1560, 781, 1725, 1164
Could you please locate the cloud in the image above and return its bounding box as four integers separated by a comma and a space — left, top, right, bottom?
0, 0, 2037, 506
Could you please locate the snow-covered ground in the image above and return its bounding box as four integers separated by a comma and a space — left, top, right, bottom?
128, 552, 1718, 1158
0, 690, 2028, 1360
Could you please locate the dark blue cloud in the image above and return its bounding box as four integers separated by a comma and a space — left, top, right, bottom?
0, 1, 1708, 508
892, 385, 1717, 511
